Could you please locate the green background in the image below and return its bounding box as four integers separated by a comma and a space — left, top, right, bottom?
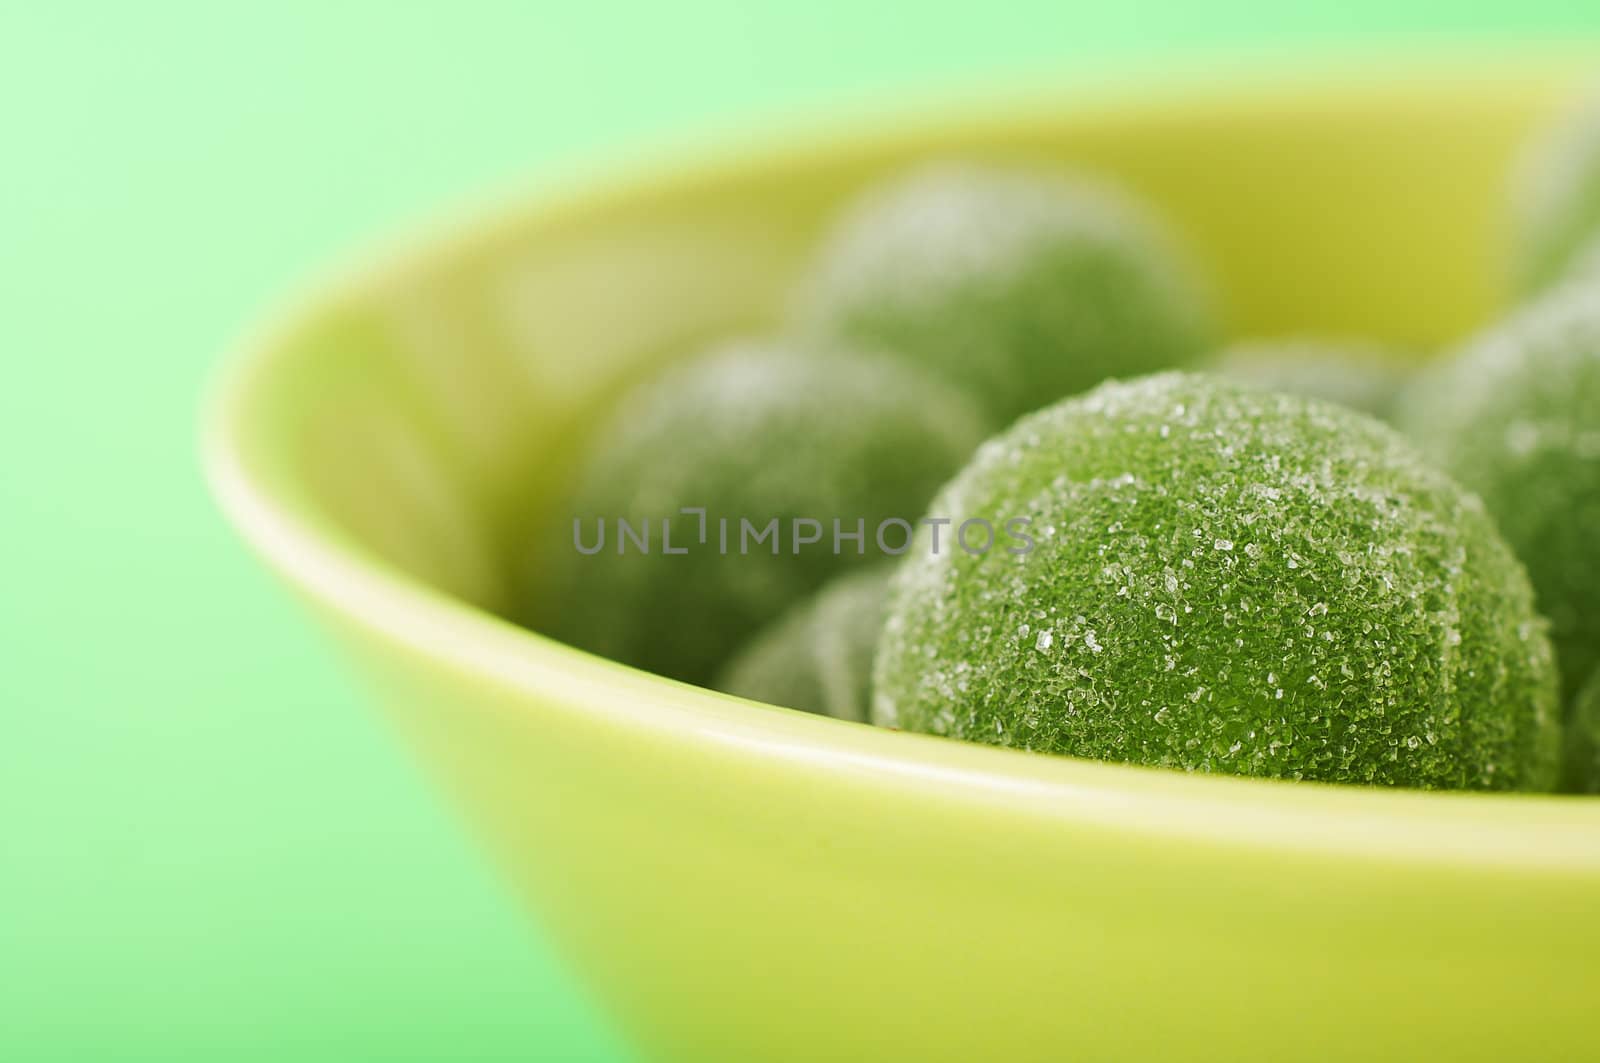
4, 5, 1598, 1060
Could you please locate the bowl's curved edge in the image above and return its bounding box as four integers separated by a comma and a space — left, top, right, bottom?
202, 49, 1600, 876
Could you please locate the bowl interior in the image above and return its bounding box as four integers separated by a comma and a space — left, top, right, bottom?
211, 57, 1600, 835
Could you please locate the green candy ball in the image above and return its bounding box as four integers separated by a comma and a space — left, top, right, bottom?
544, 344, 987, 685
1568, 667, 1600, 793
874, 372, 1562, 790
1208, 338, 1410, 420
1397, 288, 1600, 701
715, 564, 894, 722
1514, 87, 1600, 294
1556, 232, 1600, 293
796, 164, 1214, 423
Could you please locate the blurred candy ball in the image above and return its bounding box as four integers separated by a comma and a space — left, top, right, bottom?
544, 343, 987, 685
874, 373, 1562, 790
1207, 338, 1410, 419
796, 164, 1214, 423
1398, 287, 1600, 702
716, 564, 894, 722
1567, 667, 1600, 793
1513, 88, 1600, 294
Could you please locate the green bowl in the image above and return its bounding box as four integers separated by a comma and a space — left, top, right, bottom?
205, 58, 1600, 1062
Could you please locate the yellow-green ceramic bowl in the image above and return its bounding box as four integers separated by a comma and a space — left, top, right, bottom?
206, 58, 1600, 1062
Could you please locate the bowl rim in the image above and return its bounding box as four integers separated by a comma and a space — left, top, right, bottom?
202, 52, 1600, 873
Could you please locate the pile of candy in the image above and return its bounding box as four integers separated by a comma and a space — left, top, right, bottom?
540, 94, 1600, 792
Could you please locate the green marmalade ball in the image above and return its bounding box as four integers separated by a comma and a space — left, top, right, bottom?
1208, 338, 1410, 420
874, 372, 1562, 790
795, 164, 1214, 423
1562, 233, 1600, 291
544, 344, 987, 685
1513, 86, 1600, 295
1568, 667, 1600, 793
715, 564, 894, 722
1397, 286, 1600, 702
